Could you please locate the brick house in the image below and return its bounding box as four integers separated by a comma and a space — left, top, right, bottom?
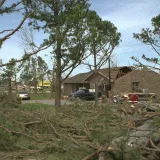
63, 66, 132, 95
112, 70, 160, 98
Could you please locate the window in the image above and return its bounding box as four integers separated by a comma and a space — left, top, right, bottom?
132, 82, 139, 92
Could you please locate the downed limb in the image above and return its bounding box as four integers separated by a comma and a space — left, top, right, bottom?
82, 146, 104, 160
82, 145, 119, 160
4, 114, 42, 127
0, 125, 41, 142
149, 137, 160, 151
1, 149, 41, 160
134, 112, 160, 124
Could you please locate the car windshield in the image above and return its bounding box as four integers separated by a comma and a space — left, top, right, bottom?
18, 91, 28, 94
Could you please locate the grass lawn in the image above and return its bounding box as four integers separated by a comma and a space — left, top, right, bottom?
21, 103, 54, 110
30, 93, 54, 100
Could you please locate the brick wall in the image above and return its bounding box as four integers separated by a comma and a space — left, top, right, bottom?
112, 70, 160, 98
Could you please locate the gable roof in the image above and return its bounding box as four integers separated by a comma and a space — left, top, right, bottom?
115, 69, 160, 82
64, 66, 132, 84
64, 72, 91, 84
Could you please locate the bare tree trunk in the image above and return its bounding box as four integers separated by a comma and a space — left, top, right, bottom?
50, 84, 54, 98
15, 73, 18, 94
42, 76, 44, 94
95, 74, 98, 107
55, 55, 61, 107
34, 79, 37, 94
50, 68, 55, 98
108, 56, 111, 91
54, 29, 61, 107
8, 72, 12, 97
94, 48, 98, 107
54, 2, 62, 107
28, 83, 31, 94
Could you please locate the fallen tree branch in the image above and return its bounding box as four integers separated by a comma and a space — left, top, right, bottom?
142, 112, 160, 116
82, 144, 120, 160
143, 147, 160, 152
134, 112, 160, 124
142, 150, 160, 160
68, 134, 81, 147
149, 137, 160, 151
82, 146, 104, 160
0, 125, 41, 142
1, 149, 41, 160
4, 114, 42, 127
81, 141, 99, 150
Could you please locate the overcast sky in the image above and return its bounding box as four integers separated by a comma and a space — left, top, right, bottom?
0, 0, 160, 75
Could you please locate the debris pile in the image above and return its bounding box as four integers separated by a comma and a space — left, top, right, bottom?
0, 93, 21, 107
0, 100, 159, 159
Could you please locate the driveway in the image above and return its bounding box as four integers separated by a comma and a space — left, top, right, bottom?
22, 99, 71, 106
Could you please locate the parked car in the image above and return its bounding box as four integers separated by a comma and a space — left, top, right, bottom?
68, 89, 102, 101
17, 91, 30, 100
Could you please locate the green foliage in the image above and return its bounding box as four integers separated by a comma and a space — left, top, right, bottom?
0, 101, 128, 159
133, 14, 160, 70
85, 10, 121, 71
19, 55, 48, 85
0, 93, 21, 108
23, 0, 90, 72
0, 129, 17, 151
87, 10, 121, 51
152, 108, 160, 126
23, 0, 93, 106
21, 103, 55, 110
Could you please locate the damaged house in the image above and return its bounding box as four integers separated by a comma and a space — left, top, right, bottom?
112, 69, 160, 98
63, 66, 132, 95
64, 67, 160, 98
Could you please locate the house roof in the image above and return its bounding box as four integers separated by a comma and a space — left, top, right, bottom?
64, 66, 132, 84
64, 72, 92, 84
114, 69, 160, 83
99, 68, 120, 80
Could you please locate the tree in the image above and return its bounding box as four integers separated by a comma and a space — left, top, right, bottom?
24, 0, 90, 107
19, 27, 40, 94
0, 0, 34, 48
37, 57, 48, 93
133, 14, 160, 71
0, 1, 49, 70
2, 58, 18, 96
19, 55, 48, 94
85, 11, 121, 106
